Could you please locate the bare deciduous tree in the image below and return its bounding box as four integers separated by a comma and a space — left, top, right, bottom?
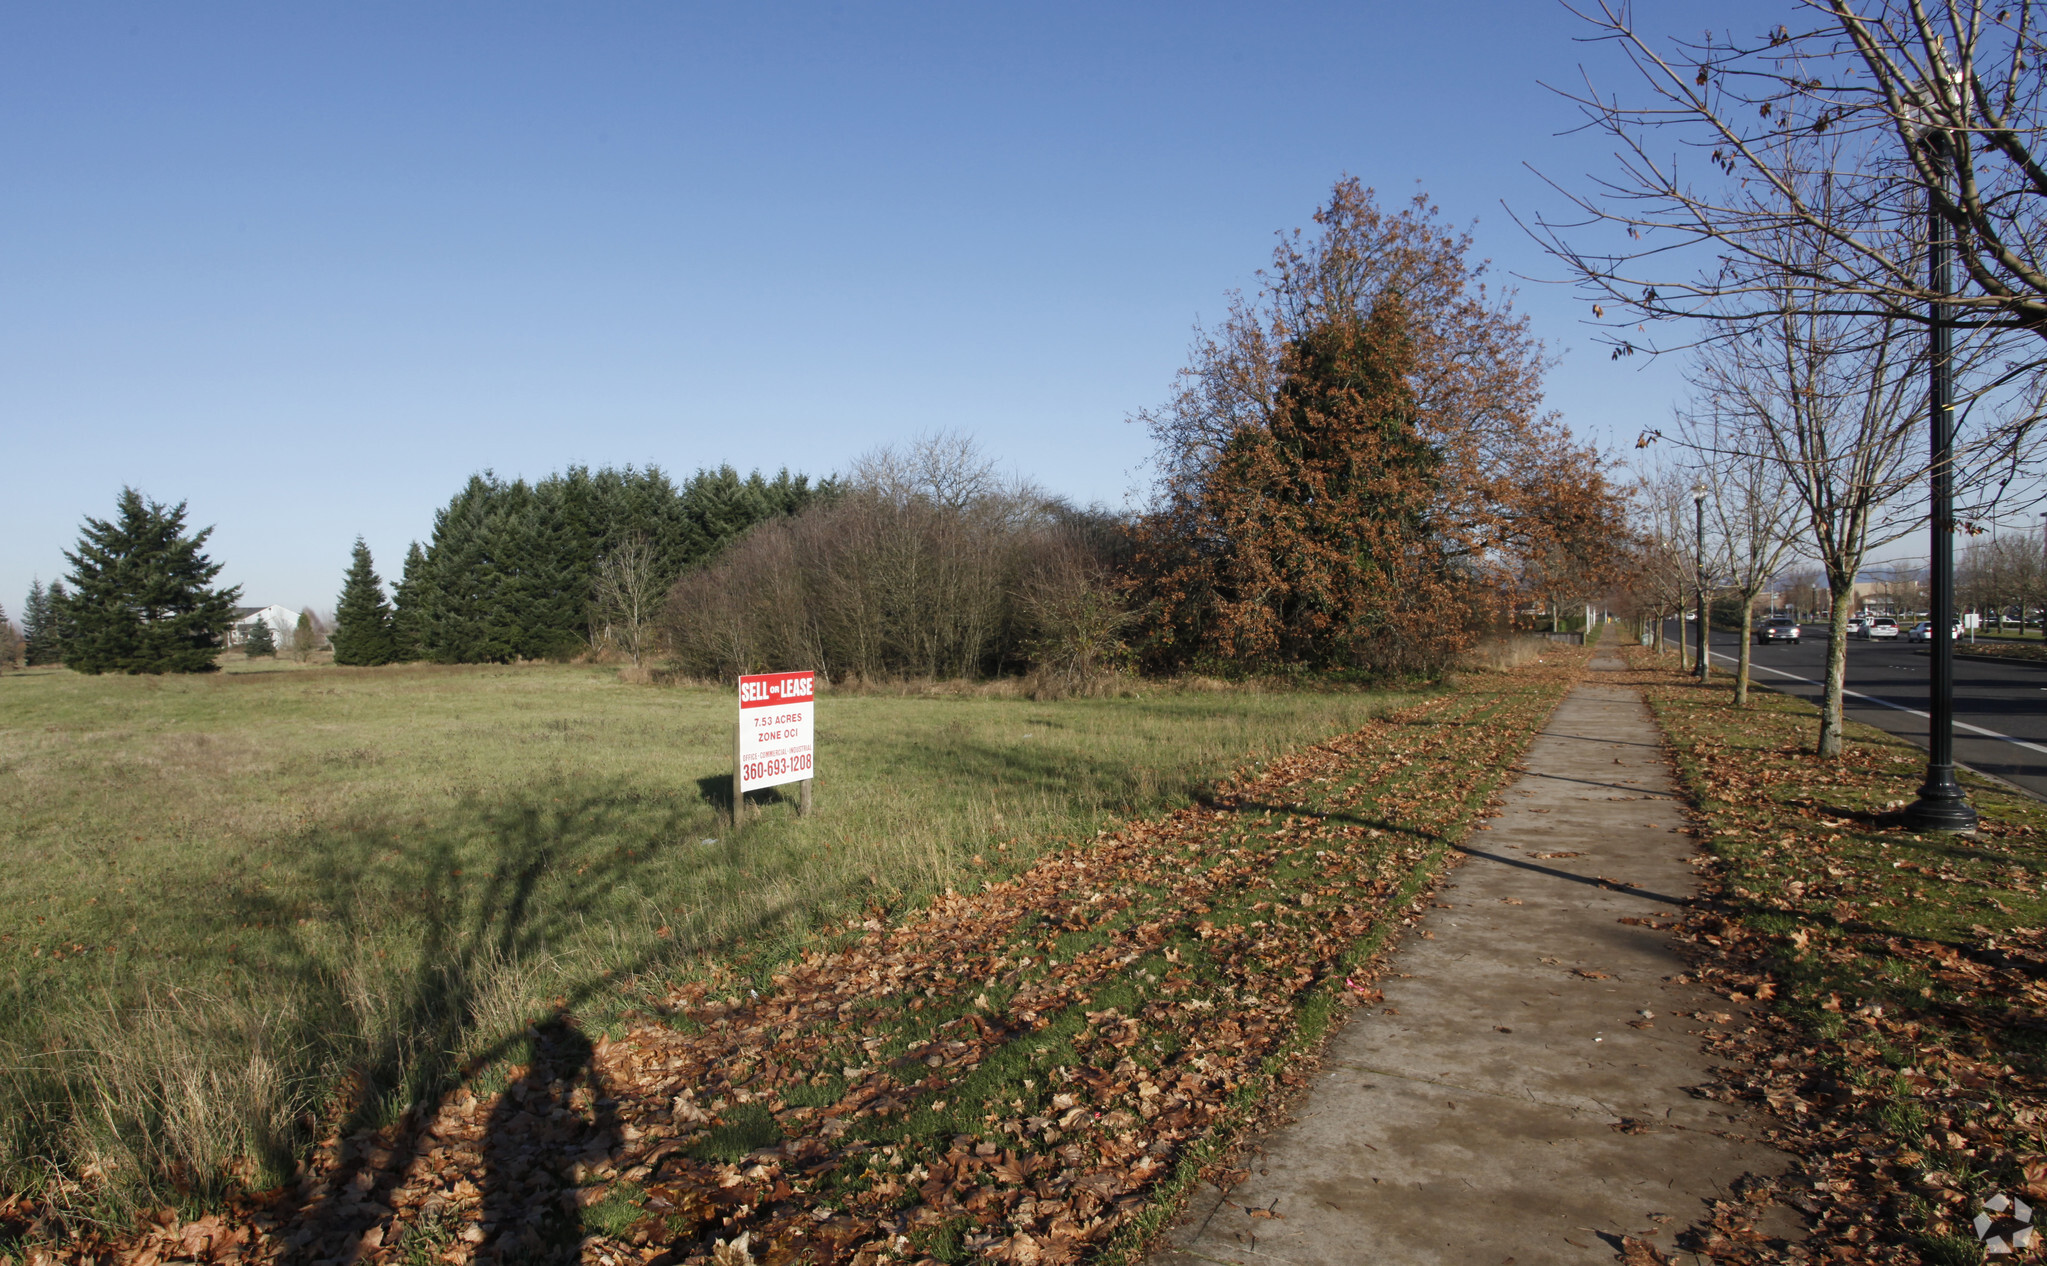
1532, 0, 2047, 527
848, 431, 1002, 514
1536, 1, 2047, 343
590, 533, 664, 667
1682, 270, 1931, 756
1675, 401, 1804, 705
1960, 530, 2047, 628
1776, 564, 1828, 616
1015, 524, 1142, 697
1628, 468, 1707, 664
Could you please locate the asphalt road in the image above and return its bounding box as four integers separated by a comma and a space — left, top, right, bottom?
1654, 618, 2047, 803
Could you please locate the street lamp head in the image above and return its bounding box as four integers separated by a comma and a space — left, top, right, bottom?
1692, 482, 1708, 505
1904, 71, 1969, 146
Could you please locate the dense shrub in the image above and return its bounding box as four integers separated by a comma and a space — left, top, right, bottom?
660, 438, 1131, 688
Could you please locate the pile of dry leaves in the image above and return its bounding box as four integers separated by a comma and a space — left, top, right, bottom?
5, 661, 1582, 1266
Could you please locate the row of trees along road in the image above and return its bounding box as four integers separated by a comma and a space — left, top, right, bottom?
332, 464, 828, 666
1544, 1, 2047, 757
1960, 531, 2047, 629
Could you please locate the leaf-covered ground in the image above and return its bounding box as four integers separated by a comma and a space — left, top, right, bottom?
1612, 651, 2047, 1265
3, 656, 1583, 1266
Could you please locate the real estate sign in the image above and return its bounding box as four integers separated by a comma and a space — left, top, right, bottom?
736, 671, 815, 794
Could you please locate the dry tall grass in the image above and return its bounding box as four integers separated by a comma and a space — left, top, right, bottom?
1458, 635, 1553, 673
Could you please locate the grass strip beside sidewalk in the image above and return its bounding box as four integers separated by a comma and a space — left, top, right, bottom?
13, 654, 1584, 1266
1952, 641, 2047, 665
1620, 650, 2047, 1263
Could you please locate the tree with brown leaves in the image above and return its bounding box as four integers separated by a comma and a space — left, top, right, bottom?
1134, 179, 1623, 674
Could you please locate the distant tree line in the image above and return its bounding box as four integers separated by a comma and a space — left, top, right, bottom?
19, 189, 1624, 684
331, 465, 831, 665
1961, 534, 2047, 634
15, 468, 832, 675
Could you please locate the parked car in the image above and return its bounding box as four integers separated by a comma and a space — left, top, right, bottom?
1845, 616, 1868, 638
1861, 617, 1901, 640
1755, 617, 1802, 644
1907, 621, 1963, 642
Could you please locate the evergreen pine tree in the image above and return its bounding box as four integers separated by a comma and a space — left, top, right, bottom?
418, 476, 496, 663
244, 617, 277, 657
401, 463, 830, 664
45, 581, 75, 661
21, 580, 53, 665
479, 480, 540, 661
391, 542, 431, 661
62, 489, 240, 674
332, 538, 398, 666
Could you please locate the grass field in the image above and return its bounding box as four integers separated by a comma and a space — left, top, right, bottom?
0, 660, 1426, 1219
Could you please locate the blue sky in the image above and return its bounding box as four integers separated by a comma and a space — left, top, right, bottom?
1, 1, 1745, 616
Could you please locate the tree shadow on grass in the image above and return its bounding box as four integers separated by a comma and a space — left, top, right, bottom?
692, 773, 798, 817
231, 777, 821, 1263
7, 777, 817, 1256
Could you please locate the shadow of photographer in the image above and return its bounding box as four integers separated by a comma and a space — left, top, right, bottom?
188, 779, 754, 1262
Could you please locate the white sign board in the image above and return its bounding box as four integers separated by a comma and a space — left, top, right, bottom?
737, 671, 814, 793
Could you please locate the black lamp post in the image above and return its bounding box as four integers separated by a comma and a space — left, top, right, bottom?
1903, 128, 1979, 834
1694, 483, 1710, 682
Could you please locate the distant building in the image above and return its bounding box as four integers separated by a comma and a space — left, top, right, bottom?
226, 605, 298, 647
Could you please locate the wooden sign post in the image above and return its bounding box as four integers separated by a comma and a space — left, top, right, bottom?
733, 670, 815, 828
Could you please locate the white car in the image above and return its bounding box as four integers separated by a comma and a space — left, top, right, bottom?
1906, 621, 1962, 643
1861, 618, 1900, 640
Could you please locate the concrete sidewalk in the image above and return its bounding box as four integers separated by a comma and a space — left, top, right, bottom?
1152, 656, 1797, 1266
